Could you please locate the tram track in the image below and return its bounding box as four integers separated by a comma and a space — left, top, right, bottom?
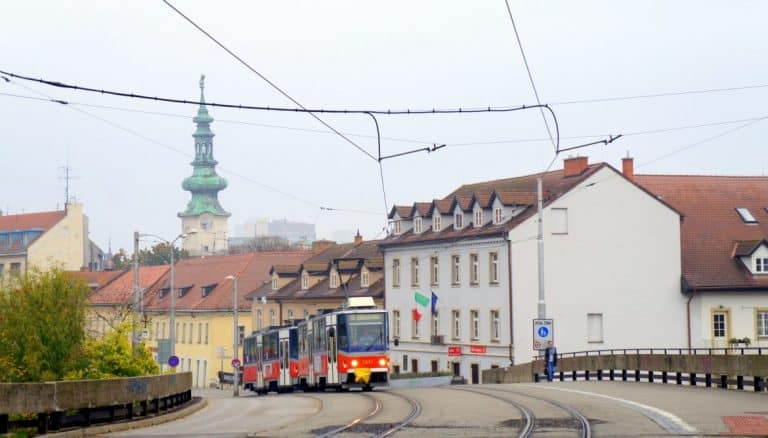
478, 386, 591, 438
316, 392, 382, 438
373, 391, 422, 438
447, 387, 535, 437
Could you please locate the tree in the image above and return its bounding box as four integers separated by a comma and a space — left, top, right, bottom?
0, 268, 90, 382
67, 321, 159, 380
139, 242, 190, 266
112, 248, 132, 270
229, 236, 298, 254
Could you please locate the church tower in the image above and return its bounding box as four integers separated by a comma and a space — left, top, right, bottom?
178, 75, 230, 256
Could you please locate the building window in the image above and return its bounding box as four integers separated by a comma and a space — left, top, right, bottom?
432, 311, 439, 337
469, 254, 479, 285
393, 310, 401, 338
272, 277, 278, 290
713, 312, 726, 338
412, 309, 420, 339
162, 322, 167, 339
392, 258, 401, 288
270, 309, 276, 326
175, 323, 179, 343
430, 256, 439, 286
452, 310, 461, 339
491, 310, 500, 341
189, 323, 194, 343
301, 273, 309, 290
238, 325, 245, 346
303, 309, 309, 319
410, 257, 419, 287
494, 208, 502, 224
205, 323, 209, 344
414, 217, 422, 233
394, 220, 402, 234
551, 208, 568, 234
454, 213, 463, 229
489, 252, 499, 284
288, 309, 294, 321
361, 268, 369, 287
330, 272, 339, 288
202, 284, 216, 297
198, 323, 202, 344
470, 310, 479, 339
451, 255, 460, 285
182, 323, 187, 343
10, 262, 21, 274
757, 258, 768, 273
256, 310, 262, 330
736, 207, 758, 223
433, 215, 441, 232
474, 210, 482, 227
757, 310, 768, 337
587, 313, 603, 343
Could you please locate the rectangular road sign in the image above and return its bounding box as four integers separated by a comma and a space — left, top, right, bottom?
533, 319, 554, 350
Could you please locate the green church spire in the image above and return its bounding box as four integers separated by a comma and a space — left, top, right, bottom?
178, 75, 230, 218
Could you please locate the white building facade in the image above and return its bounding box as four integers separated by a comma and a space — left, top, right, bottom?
382, 157, 687, 383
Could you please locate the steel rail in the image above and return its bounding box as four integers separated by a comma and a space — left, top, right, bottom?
316, 392, 382, 438
374, 391, 422, 438
447, 387, 535, 438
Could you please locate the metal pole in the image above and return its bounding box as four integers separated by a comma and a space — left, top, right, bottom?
537, 177, 546, 319
170, 241, 176, 359
233, 277, 239, 396
133, 231, 140, 348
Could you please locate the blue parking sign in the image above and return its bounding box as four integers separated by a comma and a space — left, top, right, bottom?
533, 319, 554, 350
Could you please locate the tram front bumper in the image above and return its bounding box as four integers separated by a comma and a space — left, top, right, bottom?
345, 368, 389, 387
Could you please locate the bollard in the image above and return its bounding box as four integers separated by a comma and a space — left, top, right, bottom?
737, 375, 744, 390
690, 373, 696, 386
676, 372, 682, 385
609, 369, 615, 381
720, 375, 728, 389
705, 373, 712, 388
662, 371, 668, 384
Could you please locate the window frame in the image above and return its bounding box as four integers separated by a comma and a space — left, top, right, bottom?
451, 254, 461, 285
430, 255, 439, 286
489, 252, 499, 284
451, 309, 461, 340
494, 207, 502, 224
412, 308, 420, 339
469, 253, 479, 285
392, 309, 401, 338
433, 215, 441, 232
454, 212, 463, 229
490, 309, 500, 342
414, 217, 422, 233
410, 257, 420, 287
474, 210, 482, 227
470, 309, 480, 340
756, 308, 768, 338
392, 258, 401, 288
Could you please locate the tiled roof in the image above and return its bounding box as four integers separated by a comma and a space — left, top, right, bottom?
383, 164, 606, 247
472, 192, 493, 208
412, 202, 432, 217
271, 265, 301, 276
733, 240, 763, 257
89, 266, 169, 306
430, 199, 453, 215
143, 251, 313, 312
69, 269, 125, 291
389, 205, 414, 219
0, 210, 66, 254
636, 174, 768, 290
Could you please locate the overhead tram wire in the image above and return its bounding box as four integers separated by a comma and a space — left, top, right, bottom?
504, 0, 557, 153
160, 0, 378, 163
550, 83, 768, 106
3, 77, 380, 217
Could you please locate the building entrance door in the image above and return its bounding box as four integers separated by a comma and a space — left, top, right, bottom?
712, 310, 729, 348
452, 361, 460, 376
471, 363, 479, 384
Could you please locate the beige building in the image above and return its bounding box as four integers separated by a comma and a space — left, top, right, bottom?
0, 203, 104, 274
247, 235, 384, 329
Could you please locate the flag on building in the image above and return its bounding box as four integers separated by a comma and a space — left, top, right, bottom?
412, 308, 422, 322
430, 290, 438, 315
414, 291, 430, 307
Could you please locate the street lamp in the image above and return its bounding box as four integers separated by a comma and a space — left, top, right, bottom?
225, 274, 240, 397
136, 229, 197, 361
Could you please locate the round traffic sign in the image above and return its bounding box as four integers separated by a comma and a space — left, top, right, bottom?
231, 358, 241, 368
537, 326, 549, 338
168, 355, 179, 368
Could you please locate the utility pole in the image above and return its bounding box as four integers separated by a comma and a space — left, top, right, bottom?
133, 231, 141, 348
537, 177, 546, 320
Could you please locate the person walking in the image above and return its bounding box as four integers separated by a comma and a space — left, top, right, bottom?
545, 345, 558, 382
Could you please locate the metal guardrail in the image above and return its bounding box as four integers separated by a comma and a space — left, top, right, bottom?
0, 372, 193, 435
534, 347, 765, 360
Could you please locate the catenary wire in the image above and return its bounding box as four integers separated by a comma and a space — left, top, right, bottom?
5, 79, 380, 216
161, 0, 378, 162
504, 0, 557, 153
550, 83, 768, 106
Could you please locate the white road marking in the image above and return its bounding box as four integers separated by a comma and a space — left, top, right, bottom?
517, 384, 698, 435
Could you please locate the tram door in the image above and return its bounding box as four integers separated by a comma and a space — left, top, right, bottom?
280, 337, 290, 387
326, 325, 339, 384
256, 341, 263, 389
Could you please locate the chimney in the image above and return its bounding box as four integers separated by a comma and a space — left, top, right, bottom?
622, 155, 634, 181
311, 239, 336, 253
354, 230, 363, 246
563, 156, 589, 177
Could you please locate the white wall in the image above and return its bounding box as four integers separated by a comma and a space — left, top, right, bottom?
695, 292, 768, 348
509, 167, 684, 362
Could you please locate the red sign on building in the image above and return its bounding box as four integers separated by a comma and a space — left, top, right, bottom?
470, 345, 487, 354
447, 345, 462, 357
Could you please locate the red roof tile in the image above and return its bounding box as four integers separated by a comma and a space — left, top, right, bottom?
90, 266, 169, 306
69, 269, 125, 291
636, 174, 768, 290
0, 210, 65, 232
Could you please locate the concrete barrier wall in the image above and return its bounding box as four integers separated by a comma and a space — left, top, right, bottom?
0, 373, 192, 415
483, 354, 768, 385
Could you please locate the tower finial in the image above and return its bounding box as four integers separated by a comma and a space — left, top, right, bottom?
199, 74, 206, 103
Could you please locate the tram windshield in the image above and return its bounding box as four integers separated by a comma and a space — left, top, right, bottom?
263, 331, 278, 361
338, 312, 386, 353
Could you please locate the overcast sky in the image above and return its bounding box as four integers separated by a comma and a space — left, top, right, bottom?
2, 1, 767, 253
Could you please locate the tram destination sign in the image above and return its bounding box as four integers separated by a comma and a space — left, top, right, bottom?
532, 319, 554, 350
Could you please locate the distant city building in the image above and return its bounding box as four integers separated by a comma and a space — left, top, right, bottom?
0, 203, 106, 273
179, 75, 230, 257
232, 217, 315, 247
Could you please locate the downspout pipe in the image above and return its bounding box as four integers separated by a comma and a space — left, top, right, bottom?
686, 287, 696, 350
507, 235, 514, 365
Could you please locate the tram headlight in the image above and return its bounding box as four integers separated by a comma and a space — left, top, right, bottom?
378, 358, 387, 366
351, 359, 359, 367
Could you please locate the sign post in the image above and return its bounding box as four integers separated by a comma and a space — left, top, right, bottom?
532, 319, 554, 350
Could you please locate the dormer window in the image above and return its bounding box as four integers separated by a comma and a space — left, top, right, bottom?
330, 272, 339, 288
394, 220, 402, 234
494, 208, 503, 224
433, 215, 441, 232
178, 286, 192, 298
202, 284, 216, 297
455, 213, 463, 228
736, 208, 757, 223
757, 258, 768, 273
301, 272, 309, 290
361, 268, 370, 288
414, 217, 422, 233
271, 278, 278, 290
474, 210, 482, 227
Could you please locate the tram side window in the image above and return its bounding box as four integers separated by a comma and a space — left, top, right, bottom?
337, 315, 349, 350
263, 333, 278, 361
289, 329, 299, 359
